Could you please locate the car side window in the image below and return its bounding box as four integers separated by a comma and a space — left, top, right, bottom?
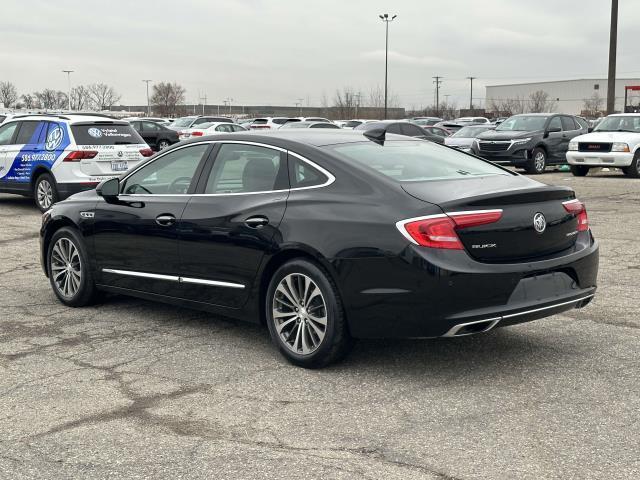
193, 118, 210, 126
0, 122, 19, 145
548, 117, 562, 131
130, 121, 141, 131
204, 144, 287, 194
386, 123, 403, 134
400, 124, 423, 137
142, 121, 160, 132
288, 154, 329, 189
121, 144, 210, 195
15, 121, 41, 144
561, 116, 577, 131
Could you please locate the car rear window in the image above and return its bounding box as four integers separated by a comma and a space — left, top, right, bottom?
252, 119, 268, 124
274, 118, 298, 125
71, 124, 145, 145
329, 140, 507, 182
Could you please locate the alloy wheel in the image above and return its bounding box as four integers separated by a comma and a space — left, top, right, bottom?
158, 140, 170, 150
272, 273, 327, 355
534, 152, 546, 172
50, 238, 82, 298
37, 179, 53, 210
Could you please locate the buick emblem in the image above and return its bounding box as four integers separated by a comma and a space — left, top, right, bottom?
533, 212, 546, 233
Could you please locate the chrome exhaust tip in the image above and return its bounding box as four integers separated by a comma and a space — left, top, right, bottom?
443, 317, 501, 337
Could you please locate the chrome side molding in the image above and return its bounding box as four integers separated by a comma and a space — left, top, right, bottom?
102, 268, 245, 289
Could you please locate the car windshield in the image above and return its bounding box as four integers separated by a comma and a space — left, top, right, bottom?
452, 126, 490, 138
328, 141, 507, 182
172, 117, 196, 127
594, 116, 640, 133
497, 116, 548, 131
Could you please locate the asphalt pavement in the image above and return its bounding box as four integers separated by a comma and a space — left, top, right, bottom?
0, 169, 638, 479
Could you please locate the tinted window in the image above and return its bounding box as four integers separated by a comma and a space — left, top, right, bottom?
289, 154, 328, 188
205, 144, 286, 193
0, 122, 18, 145
142, 121, 160, 132
130, 121, 141, 131
15, 121, 40, 144
310, 123, 340, 129
329, 141, 507, 182
548, 117, 562, 131
344, 121, 362, 128
497, 116, 549, 131
274, 118, 297, 125
252, 119, 268, 125
232, 125, 247, 132
561, 116, 577, 131
122, 144, 209, 195
386, 123, 402, 134
71, 124, 145, 145
400, 124, 424, 137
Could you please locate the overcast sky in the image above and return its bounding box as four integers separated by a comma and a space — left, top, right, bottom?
2, 0, 640, 108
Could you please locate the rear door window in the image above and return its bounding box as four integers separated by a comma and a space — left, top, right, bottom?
387, 123, 402, 134
71, 124, 145, 145
400, 124, 424, 137
15, 121, 41, 144
0, 122, 19, 145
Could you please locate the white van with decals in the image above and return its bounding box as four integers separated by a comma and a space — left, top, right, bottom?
0, 114, 152, 211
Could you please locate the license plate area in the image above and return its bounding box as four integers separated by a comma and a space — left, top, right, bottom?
111, 161, 129, 172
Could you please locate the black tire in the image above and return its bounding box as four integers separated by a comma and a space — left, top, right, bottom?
33, 173, 59, 212
570, 165, 590, 177
622, 152, 640, 178
265, 259, 353, 368
525, 147, 547, 174
157, 139, 171, 150
47, 227, 100, 307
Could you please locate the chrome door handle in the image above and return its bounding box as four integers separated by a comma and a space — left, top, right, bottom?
156, 214, 176, 226
244, 216, 269, 228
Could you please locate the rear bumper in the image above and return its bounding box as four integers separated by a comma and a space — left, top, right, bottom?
334, 232, 599, 339
566, 151, 633, 167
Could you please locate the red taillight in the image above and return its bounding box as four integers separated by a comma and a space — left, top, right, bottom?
398, 210, 503, 249
563, 199, 589, 232
190, 131, 204, 136
139, 148, 154, 157
63, 150, 98, 162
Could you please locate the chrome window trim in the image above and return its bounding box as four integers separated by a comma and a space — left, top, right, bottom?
117, 140, 335, 198
102, 268, 245, 289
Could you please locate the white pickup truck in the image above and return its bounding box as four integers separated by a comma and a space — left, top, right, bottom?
566, 113, 640, 178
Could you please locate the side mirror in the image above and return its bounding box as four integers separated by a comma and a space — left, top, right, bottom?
588, 127, 594, 133
544, 126, 561, 138
96, 177, 120, 198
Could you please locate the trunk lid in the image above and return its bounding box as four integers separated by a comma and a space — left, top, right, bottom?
402, 176, 580, 262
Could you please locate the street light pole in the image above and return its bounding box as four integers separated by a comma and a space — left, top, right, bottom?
142, 80, 152, 116
62, 70, 73, 111
607, 0, 618, 114
467, 76, 476, 111
379, 13, 397, 119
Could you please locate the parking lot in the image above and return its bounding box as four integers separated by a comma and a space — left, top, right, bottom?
0, 169, 638, 479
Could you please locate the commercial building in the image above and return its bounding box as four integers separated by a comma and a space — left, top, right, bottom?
485, 78, 640, 115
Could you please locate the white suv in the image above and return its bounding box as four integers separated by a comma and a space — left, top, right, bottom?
0, 114, 152, 211
567, 114, 640, 178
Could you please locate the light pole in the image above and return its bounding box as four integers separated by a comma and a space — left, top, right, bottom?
379, 13, 397, 119
142, 80, 152, 116
62, 70, 73, 111
467, 77, 476, 111
607, 0, 618, 114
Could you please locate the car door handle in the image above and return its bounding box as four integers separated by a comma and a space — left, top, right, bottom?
244, 216, 269, 228
156, 214, 176, 226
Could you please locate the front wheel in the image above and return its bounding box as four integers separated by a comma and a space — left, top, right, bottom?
525, 148, 547, 174
265, 259, 353, 368
622, 153, 640, 178
47, 227, 100, 307
570, 165, 590, 177
34, 173, 58, 212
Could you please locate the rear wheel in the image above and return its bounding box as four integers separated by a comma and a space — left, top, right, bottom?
265, 259, 353, 368
526, 148, 547, 174
622, 152, 640, 178
157, 139, 170, 150
34, 173, 58, 212
47, 227, 100, 307
570, 165, 590, 177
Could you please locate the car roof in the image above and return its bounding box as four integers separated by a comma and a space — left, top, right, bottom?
511, 113, 557, 117
5, 114, 128, 125
178, 129, 415, 148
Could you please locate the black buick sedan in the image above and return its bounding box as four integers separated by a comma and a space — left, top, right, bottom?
40, 130, 599, 368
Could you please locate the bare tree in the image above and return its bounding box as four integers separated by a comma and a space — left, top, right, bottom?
528, 90, 556, 113
150, 82, 186, 116
366, 85, 400, 118
87, 83, 122, 110
583, 92, 604, 118
21, 93, 38, 109
70, 85, 91, 111
35, 89, 67, 109
333, 87, 359, 119
0, 81, 18, 108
